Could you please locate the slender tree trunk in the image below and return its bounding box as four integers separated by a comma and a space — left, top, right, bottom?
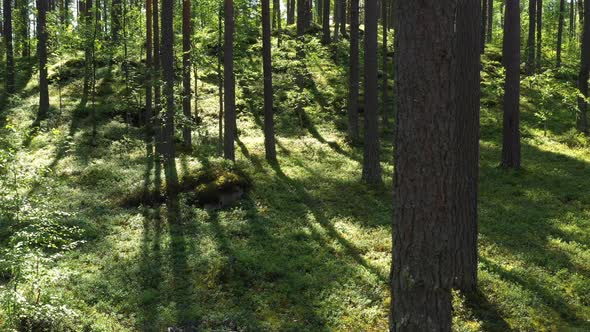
277, 0, 282, 46
362, 0, 381, 184
381, 0, 388, 124
487, 0, 493, 42
18, 0, 29, 58
536, 0, 543, 71
339, 0, 346, 35
182, 0, 192, 148
333, 0, 339, 41
526, 0, 536, 74
37, 0, 49, 118
570, 0, 575, 40
502, 0, 521, 168
262, 0, 277, 162
218, 6, 223, 156
578, 0, 590, 133
153, 0, 163, 155
347, 0, 359, 142
453, 0, 481, 292
146, 0, 153, 138
557, 0, 565, 67
112, 0, 121, 41
391, 1, 459, 330
481, 0, 487, 53
83, 0, 93, 101
4, 0, 14, 93
161, 0, 179, 192
224, 0, 236, 161
322, 0, 330, 43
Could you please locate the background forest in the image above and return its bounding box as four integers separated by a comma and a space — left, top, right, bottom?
1, 0, 590, 331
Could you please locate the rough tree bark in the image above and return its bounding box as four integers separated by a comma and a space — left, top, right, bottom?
362, 0, 381, 184
502, 0, 521, 168
153, 0, 163, 155
381, 0, 388, 125
453, 0, 481, 292
487, 0, 493, 42
481, 0, 487, 53
391, 1, 459, 330
224, 0, 236, 160
146, 0, 153, 138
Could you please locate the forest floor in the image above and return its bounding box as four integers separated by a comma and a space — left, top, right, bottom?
1, 30, 590, 331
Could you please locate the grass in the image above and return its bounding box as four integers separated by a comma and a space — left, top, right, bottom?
1, 28, 589, 331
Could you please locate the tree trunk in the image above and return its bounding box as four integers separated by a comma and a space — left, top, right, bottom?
161, 0, 179, 192
287, 0, 295, 25
557, 0, 565, 68
146, 0, 153, 138
487, 0, 493, 42
391, 1, 459, 329
570, 0, 575, 40
4, 0, 14, 93
182, 0, 192, 148
262, 0, 277, 162
218, 6, 223, 156
153, 0, 163, 155
224, 0, 236, 160
381, 0, 388, 124
347, 0, 359, 142
481, 0, 487, 53
502, 0, 521, 168
83, 0, 93, 101
297, 0, 305, 35
339, 0, 346, 35
578, 0, 590, 133
37, 0, 49, 118
18, 0, 29, 58
453, 0, 481, 293
362, 0, 381, 184
322, 0, 330, 43
536, 0, 542, 71
526, 0, 536, 74
112, 0, 121, 41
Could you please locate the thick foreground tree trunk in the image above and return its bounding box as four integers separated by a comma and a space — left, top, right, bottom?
391, 1, 459, 330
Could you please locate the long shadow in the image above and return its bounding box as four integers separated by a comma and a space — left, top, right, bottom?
473, 141, 590, 327
462, 289, 513, 331
237, 138, 387, 282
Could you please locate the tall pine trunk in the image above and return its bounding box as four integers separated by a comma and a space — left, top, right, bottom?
362, 0, 381, 184
391, 1, 459, 329
161, 0, 179, 192
481, 0, 487, 53
4, 0, 15, 93
146, 0, 153, 139
347, 0, 359, 142
577, 0, 590, 133
453, 0, 481, 292
224, 0, 236, 160
487, 0, 493, 42
536, 0, 543, 71
262, 0, 277, 162
502, 0, 521, 168
182, 0, 192, 148
526, 0, 536, 74
321, 0, 330, 43
557, 0, 565, 67
381, 0, 388, 124
153, 0, 163, 155
37, 0, 49, 118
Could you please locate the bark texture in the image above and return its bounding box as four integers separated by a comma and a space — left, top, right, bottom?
578, 0, 590, 133
262, 0, 277, 162
224, 0, 236, 160
348, 0, 359, 142
37, 0, 49, 118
